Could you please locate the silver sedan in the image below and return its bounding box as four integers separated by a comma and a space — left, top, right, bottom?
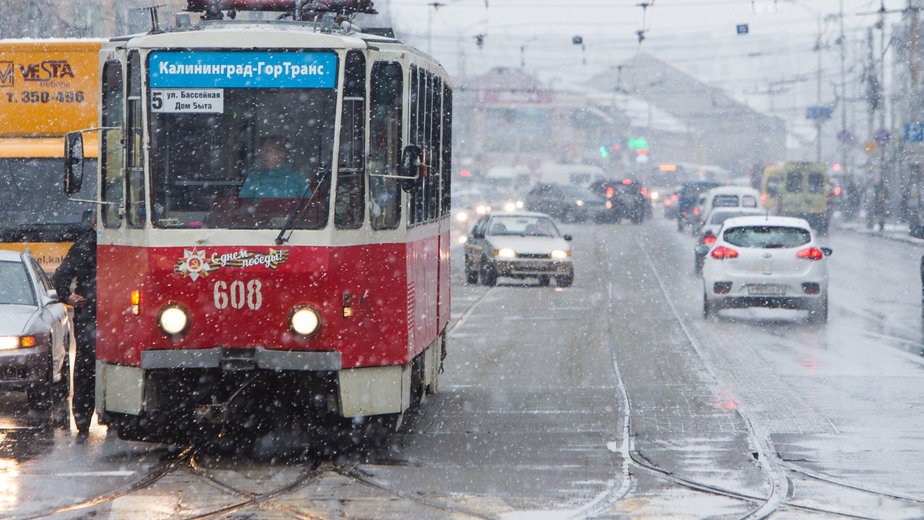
0, 250, 72, 416
464, 212, 573, 287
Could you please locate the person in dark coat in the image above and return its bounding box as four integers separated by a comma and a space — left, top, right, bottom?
53, 218, 98, 436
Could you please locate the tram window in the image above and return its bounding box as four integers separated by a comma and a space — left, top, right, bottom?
408, 66, 421, 226
100, 60, 124, 229
441, 85, 452, 217
126, 51, 145, 228
426, 75, 440, 222
369, 61, 402, 230
148, 58, 337, 230
336, 50, 366, 229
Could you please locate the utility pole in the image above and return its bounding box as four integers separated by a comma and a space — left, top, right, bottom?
839, 0, 848, 176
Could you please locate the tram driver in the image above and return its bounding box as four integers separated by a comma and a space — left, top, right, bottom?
239, 137, 311, 198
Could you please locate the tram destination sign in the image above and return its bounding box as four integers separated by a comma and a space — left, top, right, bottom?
148, 51, 337, 89
151, 88, 223, 113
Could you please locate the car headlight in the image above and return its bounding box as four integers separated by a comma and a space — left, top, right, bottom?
0, 336, 36, 350
551, 249, 570, 260
575, 199, 584, 206
496, 248, 516, 258
516, 200, 524, 209
158, 304, 189, 336
455, 212, 469, 222
290, 305, 321, 337
504, 201, 517, 212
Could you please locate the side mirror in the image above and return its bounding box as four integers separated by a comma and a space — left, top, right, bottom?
471, 228, 484, 239
45, 289, 59, 304
64, 131, 85, 195
820, 247, 833, 257
695, 245, 710, 256
399, 145, 423, 191
563, 234, 572, 241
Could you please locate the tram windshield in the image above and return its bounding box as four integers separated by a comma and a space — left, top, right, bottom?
0, 158, 97, 238
148, 51, 337, 230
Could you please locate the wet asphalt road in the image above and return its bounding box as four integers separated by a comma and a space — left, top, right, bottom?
2, 216, 924, 519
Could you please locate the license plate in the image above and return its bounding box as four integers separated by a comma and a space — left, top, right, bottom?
748, 284, 785, 296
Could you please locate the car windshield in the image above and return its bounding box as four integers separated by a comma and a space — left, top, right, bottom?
723, 225, 811, 249
0, 260, 35, 306
487, 216, 559, 237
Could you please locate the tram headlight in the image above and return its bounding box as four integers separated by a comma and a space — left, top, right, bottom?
290, 305, 321, 337
158, 304, 189, 336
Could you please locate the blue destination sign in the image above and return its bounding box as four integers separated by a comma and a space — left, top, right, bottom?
148, 51, 337, 89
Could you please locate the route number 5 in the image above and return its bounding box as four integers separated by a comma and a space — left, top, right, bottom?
213, 280, 263, 310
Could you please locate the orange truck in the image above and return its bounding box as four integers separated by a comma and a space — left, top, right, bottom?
0, 40, 101, 273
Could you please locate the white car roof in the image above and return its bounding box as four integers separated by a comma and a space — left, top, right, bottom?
706, 185, 761, 196
0, 250, 26, 262
721, 215, 812, 230
487, 211, 552, 219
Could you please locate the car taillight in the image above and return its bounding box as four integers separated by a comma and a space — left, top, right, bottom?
703, 230, 716, 245
796, 247, 824, 260
711, 246, 738, 260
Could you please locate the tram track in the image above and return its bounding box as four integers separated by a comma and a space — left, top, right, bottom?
10, 445, 196, 520
632, 233, 924, 519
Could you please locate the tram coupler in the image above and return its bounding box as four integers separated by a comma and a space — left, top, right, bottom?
193, 402, 230, 424
192, 373, 260, 424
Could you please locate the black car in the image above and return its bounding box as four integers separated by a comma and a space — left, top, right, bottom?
592, 178, 650, 224
524, 183, 606, 223
676, 180, 723, 231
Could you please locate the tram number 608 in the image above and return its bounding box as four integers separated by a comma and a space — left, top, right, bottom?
213, 280, 263, 310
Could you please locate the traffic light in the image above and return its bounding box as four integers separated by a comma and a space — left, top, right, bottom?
599, 145, 608, 158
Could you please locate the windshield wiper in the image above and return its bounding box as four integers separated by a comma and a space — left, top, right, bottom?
275, 172, 326, 246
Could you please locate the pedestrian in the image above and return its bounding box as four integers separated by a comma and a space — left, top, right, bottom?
53, 213, 98, 437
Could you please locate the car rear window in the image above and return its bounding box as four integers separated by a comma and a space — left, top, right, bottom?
712, 194, 739, 207
0, 261, 36, 306
723, 226, 811, 249
710, 210, 762, 224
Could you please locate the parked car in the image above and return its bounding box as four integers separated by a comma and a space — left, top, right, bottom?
464, 212, 573, 287
0, 250, 72, 416
702, 216, 831, 321
676, 180, 723, 231
524, 183, 606, 223
693, 208, 766, 273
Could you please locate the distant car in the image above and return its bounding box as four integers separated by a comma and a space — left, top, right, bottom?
592, 178, 650, 224
702, 216, 831, 321
464, 212, 574, 287
693, 208, 765, 273
524, 183, 606, 223
676, 180, 723, 231
452, 188, 493, 244
691, 185, 762, 233
0, 250, 72, 414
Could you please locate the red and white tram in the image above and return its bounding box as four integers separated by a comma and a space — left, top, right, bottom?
65, 0, 451, 443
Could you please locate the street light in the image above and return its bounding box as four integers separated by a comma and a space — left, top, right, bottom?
572, 35, 586, 65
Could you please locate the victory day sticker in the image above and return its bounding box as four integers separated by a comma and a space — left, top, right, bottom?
174, 248, 289, 281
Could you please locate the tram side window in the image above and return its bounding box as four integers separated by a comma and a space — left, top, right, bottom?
441, 85, 452, 217
369, 62, 403, 230
407, 66, 421, 226
336, 50, 366, 229
425, 75, 440, 222
126, 51, 145, 228
100, 60, 124, 229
